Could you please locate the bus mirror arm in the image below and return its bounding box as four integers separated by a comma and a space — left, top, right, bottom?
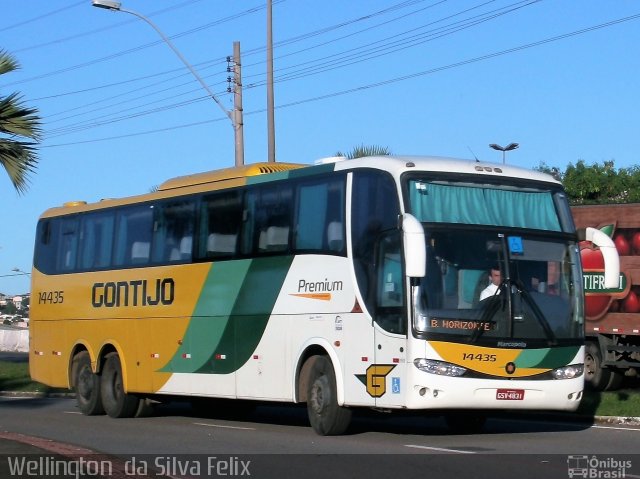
584, 227, 620, 289
402, 214, 426, 278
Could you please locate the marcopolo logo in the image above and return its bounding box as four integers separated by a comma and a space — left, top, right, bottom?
567, 455, 632, 478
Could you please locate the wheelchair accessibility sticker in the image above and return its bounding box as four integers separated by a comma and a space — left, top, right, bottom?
392, 377, 400, 394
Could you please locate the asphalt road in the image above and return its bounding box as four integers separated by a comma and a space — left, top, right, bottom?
0, 395, 639, 479
0, 351, 27, 362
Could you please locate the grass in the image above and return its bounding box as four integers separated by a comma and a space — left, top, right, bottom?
577, 384, 640, 418
1, 360, 638, 418
0, 360, 67, 394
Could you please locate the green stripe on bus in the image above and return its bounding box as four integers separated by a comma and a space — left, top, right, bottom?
246, 162, 336, 185
515, 346, 580, 369
159, 256, 294, 374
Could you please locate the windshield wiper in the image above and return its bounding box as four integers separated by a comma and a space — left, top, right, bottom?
513, 279, 557, 344
470, 288, 505, 343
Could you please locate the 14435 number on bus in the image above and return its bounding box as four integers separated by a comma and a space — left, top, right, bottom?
38, 290, 64, 304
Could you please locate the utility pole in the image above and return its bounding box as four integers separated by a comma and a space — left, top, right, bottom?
266, 0, 276, 162
233, 42, 244, 167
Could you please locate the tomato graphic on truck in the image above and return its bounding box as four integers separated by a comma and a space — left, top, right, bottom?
572, 204, 640, 391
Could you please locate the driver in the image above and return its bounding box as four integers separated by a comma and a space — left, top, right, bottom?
479, 266, 502, 301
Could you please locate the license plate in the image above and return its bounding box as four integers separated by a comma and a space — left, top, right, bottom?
496, 389, 525, 400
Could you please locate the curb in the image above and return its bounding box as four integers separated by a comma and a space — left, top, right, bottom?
0, 390, 75, 398
592, 415, 640, 426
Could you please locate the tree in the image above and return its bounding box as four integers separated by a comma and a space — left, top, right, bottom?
535, 160, 640, 205
335, 144, 391, 159
0, 300, 17, 316
0, 50, 41, 194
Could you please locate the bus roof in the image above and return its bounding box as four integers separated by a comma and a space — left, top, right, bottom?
158, 162, 305, 191
332, 155, 561, 185
39, 155, 560, 218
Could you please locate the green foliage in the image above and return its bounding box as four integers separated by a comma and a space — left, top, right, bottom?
577, 382, 640, 418
0, 302, 17, 315
0, 50, 42, 195
335, 144, 391, 159
535, 160, 640, 205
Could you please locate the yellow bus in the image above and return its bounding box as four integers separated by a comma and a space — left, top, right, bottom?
30, 156, 618, 435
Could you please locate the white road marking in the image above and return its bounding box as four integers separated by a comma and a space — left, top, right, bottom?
193, 422, 256, 431
404, 444, 477, 454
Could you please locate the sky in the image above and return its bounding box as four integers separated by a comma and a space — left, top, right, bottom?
1, 0, 639, 295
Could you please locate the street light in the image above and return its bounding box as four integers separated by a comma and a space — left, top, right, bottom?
489, 142, 519, 164
92, 0, 245, 166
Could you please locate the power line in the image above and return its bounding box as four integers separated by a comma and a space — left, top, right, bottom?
11, 0, 206, 54
3, 1, 284, 88
0, 1, 85, 34
31, 0, 428, 106
40, 12, 640, 149
258, 1, 539, 85
43, 0, 538, 133
39, 0, 508, 130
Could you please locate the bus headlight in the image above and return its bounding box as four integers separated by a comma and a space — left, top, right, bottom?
414, 358, 467, 377
551, 364, 584, 380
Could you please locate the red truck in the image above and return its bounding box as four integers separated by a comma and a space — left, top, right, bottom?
572, 203, 640, 390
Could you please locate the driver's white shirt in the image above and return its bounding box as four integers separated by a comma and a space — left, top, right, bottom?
479, 282, 500, 301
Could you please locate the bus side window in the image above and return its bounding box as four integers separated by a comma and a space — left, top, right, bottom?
57, 217, 79, 272
114, 205, 154, 267
351, 170, 402, 328
152, 200, 195, 263
376, 230, 405, 334
262, 185, 292, 253
79, 212, 114, 270
241, 189, 257, 255
243, 184, 293, 255
34, 219, 59, 274
377, 232, 403, 306
295, 177, 345, 253
198, 190, 243, 259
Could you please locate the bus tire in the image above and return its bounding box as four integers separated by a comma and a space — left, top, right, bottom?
584, 342, 623, 391
100, 352, 140, 418
305, 355, 352, 436
71, 351, 104, 416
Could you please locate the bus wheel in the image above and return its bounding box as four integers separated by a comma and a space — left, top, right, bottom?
100, 352, 140, 418
585, 342, 623, 391
305, 355, 352, 436
71, 351, 104, 416
445, 411, 487, 434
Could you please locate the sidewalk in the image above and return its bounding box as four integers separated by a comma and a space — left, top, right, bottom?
0, 432, 142, 479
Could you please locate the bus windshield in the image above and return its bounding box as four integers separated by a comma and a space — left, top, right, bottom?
405, 179, 583, 345
412, 229, 584, 344
407, 179, 568, 231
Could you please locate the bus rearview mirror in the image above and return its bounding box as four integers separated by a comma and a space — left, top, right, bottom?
402, 214, 426, 278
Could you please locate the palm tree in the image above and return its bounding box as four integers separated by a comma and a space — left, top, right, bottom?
0, 50, 41, 194
335, 144, 391, 159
